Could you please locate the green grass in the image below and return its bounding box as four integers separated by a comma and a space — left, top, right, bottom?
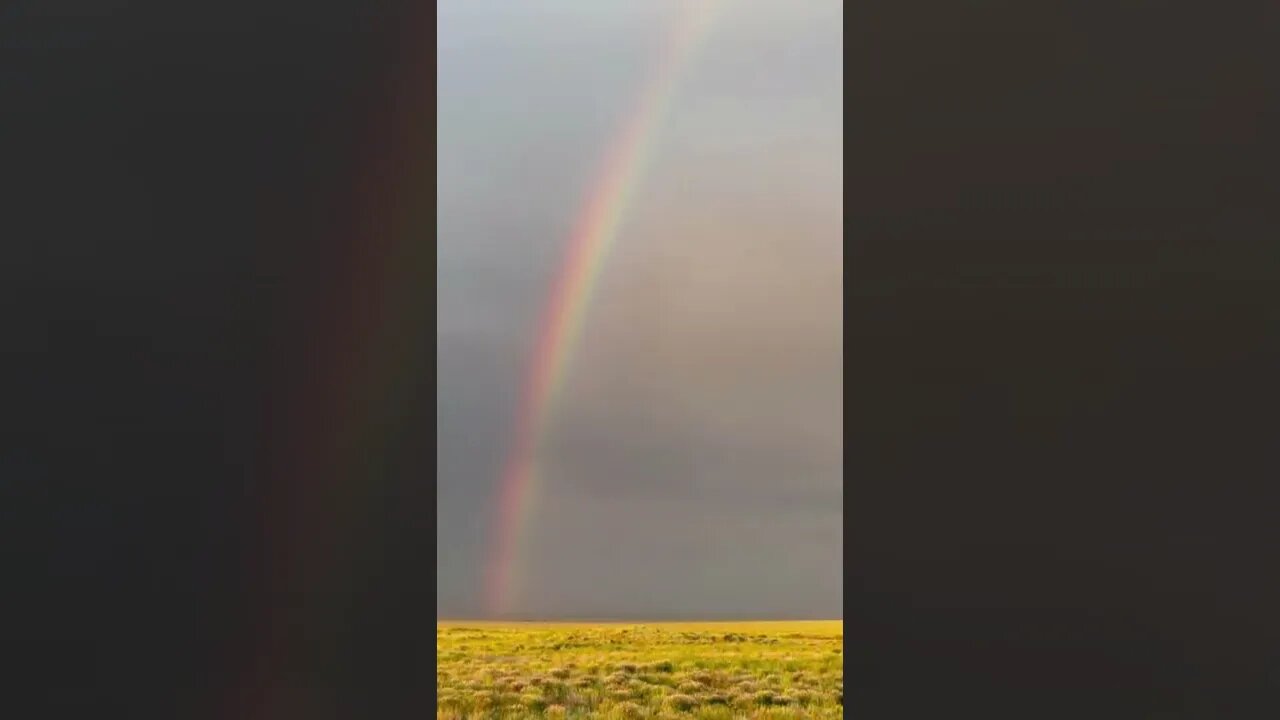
437, 621, 843, 719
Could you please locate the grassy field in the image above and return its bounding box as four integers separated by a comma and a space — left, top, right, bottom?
437, 621, 843, 719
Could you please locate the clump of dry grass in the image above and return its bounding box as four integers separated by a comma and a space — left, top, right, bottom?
519, 692, 547, 711
689, 670, 714, 685
609, 700, 643, 719
663, 693, 698, 711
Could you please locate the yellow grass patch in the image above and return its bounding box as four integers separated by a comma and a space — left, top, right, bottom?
437, 621, 843, 718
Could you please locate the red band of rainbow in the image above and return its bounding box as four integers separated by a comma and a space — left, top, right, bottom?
483, 0, 724, 618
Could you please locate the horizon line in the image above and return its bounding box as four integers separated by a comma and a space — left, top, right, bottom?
437, 617, 844, 624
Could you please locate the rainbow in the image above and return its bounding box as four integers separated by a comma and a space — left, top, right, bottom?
484, 0, 725, 617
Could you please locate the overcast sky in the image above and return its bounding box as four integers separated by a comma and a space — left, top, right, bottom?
437, 0, 842, 619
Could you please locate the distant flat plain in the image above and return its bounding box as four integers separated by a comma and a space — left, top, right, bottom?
437, 620, 843, 718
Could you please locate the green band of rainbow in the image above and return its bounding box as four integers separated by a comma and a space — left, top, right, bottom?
484, 0, 723, 617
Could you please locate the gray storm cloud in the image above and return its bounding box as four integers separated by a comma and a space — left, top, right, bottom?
438, 0, 842, 619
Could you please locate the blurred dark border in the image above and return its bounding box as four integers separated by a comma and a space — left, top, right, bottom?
849, 1, 1278, 715
2, 2, 436, 717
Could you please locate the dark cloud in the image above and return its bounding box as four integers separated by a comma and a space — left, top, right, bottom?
542, 403, 838, 505
437, 0, 842, 618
